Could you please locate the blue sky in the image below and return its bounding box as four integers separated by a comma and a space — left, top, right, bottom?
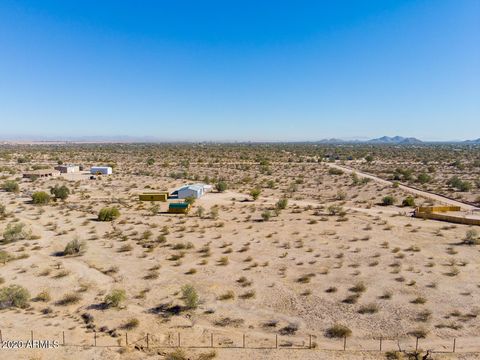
0, 0, 479, 141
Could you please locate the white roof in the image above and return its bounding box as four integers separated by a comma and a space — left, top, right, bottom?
178, 184, 203, 192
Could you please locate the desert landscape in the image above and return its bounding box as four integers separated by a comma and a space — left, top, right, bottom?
1, 143, 479, 360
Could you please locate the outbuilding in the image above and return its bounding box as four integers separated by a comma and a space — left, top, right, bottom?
55, 165, 80, 173
139, 192, 168, 202
168, 202, 191, 214
23, 169, 60, 179
90, 166, 112, 175
177, 184, 204, 199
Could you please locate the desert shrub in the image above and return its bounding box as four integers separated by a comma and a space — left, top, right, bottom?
1, 180, 19, 193
50, 184, 70, 200
121, 317, 139, 330
2, 222, 29, 243
325, 324, 352, 338
0, 285, 30, 309
184, 196, 195, 205
275, 198, 288, 210
402, 196, 416, 207
464, 229, 479, 245
56, 292, 81, 306
0, 203, 6, 217
32, 191, 50, 205
382, 196, 396, 206
416, 173, 432, 184
0, 250, 12, 264
365, 155, 374, 163
261, 210, 271, 221
250, 188, 261, 201
98, 207, 120, 221
63, 238, 86, 256
215, 181, 227, 193
358, 303, 379, 314
327, 204, 344, 216
166, 349, 187, 360
146, 158, 155, 165
34, 290, 51, 302
104, 289, 126, 308
328, 168, 344, 175
447, 176, 472, 192
181, 284, 199, 309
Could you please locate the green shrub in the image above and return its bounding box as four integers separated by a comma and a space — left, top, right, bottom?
181, 284, 199, 309
1, 180, 19, 193
328, 168, 344, 175
215, 181, 227, 192
275, 198, 288, 210
63, 238, 86, 256
50, 185, 70, 200
250, 188, 261, 201
98, 207, 120, 221
184, 196, 195, 205
416, 173, 432, 184
382, 196, 396, 206
325, 324, 352, 338
104, 289, 126, 308
2, 223, 29, 243
0, 284, 30, 309
261, 210, 271, 221
402, 196, 416, 207
32, 191, 51, 205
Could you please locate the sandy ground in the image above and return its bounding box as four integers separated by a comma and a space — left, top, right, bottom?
1, 144, 479, 360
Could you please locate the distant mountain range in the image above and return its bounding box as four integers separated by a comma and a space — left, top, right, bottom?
315, 136, 480, 145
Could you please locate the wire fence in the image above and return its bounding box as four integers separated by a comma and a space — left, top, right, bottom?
1, 330, 479, 354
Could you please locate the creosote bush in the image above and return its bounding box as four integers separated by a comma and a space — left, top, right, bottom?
1, 180, 19, 193
63, 238, 86, 256
0, 285, 30, 309
98, 207, 120, 221
2, 222, 29, 243
181, 284, 199, 309
104, 289, 126, 308
325, 324, 352, 338
50, 184, 70, 200
32, 191, 51, 205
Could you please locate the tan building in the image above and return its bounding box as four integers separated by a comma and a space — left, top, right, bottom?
54, 165, 80, 173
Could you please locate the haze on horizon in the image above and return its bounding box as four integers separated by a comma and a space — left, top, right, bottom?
0, 0, 479, 141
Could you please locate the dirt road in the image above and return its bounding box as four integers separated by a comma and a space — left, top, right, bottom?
325, 162, 478, 211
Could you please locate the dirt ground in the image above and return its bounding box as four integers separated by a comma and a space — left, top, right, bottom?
0, 144, 479, 360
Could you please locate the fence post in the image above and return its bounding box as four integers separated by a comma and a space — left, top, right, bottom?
31, 330, 33, 343
275, 334, 278, 349
243, 334, 245, 348
211, 333, 214, 348
62, 331, 65, 346
178, 332, 180, 347
415, 337, 419, 352
309, 334, 312, 349
0, 329, 3, 346
94, 331, 97, 347
343, 336, 346, 351
126, 332, 128, 346
453, 338, 456, 353
379, 337, 382, 351
146, 333, 149, 349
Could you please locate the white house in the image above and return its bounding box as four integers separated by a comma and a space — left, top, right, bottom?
54, 165, 80, 173
90, 166, 113, 175
177, 184, 204, 199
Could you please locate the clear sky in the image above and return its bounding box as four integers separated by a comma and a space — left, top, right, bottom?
0, 0, 479, 141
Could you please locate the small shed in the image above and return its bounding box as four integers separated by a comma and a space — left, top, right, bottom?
90, 166, 113, 175
168, 202, 191, 214
55, 165, 80, 173
139, 192, 168, 202
177, 184, 204, 199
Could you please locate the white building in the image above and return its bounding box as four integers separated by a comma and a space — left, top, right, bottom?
177, 184, 205, 199
90, 166, 113, 175
54, 165, 80, 173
